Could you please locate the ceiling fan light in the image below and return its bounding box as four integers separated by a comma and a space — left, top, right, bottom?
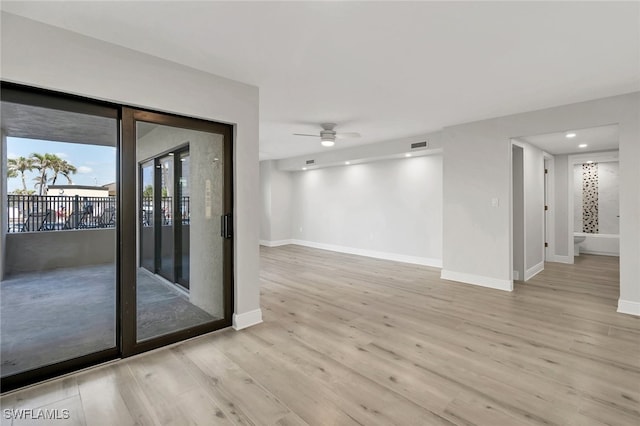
321, 139, 335, 147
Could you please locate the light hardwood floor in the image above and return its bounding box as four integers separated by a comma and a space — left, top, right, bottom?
1, 246, 639, 425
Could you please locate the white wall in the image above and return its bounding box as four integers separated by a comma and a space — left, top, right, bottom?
554, 154, 569, 258
442, 92, 640, 316
259, 160, 292, 244
260, 161, 272, 242
1, 12, 262, 328
289, 155, 442, 266
512, 145, 524, 280
573, 164, 584, 232
599, 162, 620, 235
523, 142, 544, 278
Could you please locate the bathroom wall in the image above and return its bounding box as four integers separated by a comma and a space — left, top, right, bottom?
573, 161, 619, 235
599, 162, 619, 234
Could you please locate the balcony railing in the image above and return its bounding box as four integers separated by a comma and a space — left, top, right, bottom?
7, 195, 191, 233
141, 196, 191, 227
7, 195, 117, 233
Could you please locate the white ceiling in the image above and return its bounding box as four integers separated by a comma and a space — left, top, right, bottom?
518, 124, 619, 155
2, 2, 638, 160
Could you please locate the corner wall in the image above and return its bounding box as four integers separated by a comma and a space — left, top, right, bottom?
1, 12, 262, 328
259, 160, 292, 245
442, 92, 640, 315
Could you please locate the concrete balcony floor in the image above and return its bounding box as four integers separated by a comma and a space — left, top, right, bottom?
1, 264, 217, 378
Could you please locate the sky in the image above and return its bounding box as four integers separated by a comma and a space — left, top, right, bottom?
6, 137, 116, 193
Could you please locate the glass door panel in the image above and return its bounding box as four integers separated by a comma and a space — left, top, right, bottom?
157, 155, 174, 281
1, 87, 118, 387
135, 121, 227, 342
176, 151, 190, 288
140, 160, 155, 272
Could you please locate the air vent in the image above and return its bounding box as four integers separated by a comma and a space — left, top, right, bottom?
411, 141, 428, 149
305, 159, 315, 165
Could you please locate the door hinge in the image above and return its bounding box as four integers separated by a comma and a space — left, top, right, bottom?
545, 242, 548, 248
221, 214, 233, 239
545, 168, 548, 174
544, 205, 548, 211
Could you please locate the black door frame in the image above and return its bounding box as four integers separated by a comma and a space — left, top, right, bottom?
120, 107, 234, 357
0, 83, 234, 391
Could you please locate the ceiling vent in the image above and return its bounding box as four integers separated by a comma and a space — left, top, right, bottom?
306, 159, 315, 165
411, 141, 428, 149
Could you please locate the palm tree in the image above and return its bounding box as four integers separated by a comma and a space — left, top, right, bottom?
7, 156, 34, 191
50, 159, 77, 185
30, 153, 58, 195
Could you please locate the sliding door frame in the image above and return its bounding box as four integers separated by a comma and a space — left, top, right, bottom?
120, 107, 234, 357
0, 82, 121, 392
1, 83, 235, 392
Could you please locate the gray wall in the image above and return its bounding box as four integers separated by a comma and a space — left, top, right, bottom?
5, 229, 115, 274
1, 13, 261, 326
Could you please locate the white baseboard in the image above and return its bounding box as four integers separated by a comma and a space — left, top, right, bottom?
233, 309, 263, 330
617, 299, 640, 316
524, 261, 544, 281
290, 239, 442, 268
579, 250, 620, 257
440, 270, 513, 292
259, 239, 293, 247
550, 255, 572, 264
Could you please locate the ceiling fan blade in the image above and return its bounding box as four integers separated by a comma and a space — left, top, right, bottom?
336, 132, 361, 139
293, 133, 320, 137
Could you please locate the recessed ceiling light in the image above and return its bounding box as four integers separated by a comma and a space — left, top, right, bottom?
405, 153, 412, 158
345, 161, 350, 165
578, 143, 588, 148
565, 132, 577, 138
302, 167, 307, 171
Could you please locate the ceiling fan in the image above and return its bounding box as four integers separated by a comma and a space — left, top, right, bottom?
293, 123, 361, 147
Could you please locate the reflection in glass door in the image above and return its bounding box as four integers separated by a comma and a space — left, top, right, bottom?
140, 160, 155, 272
157, 154, 175, 282
133, 117, 231, 344
1, 84, 119, 390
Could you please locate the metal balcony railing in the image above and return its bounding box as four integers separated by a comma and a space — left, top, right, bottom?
7, 195, 190, 233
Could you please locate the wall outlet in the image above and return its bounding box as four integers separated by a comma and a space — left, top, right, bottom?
299, 227, 303, 233
491, 198, 500, 207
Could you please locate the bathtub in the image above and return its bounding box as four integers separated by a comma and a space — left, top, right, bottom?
574, 232, 619, 256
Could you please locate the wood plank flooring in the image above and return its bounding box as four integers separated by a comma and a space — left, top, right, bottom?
1, 245, 639, 425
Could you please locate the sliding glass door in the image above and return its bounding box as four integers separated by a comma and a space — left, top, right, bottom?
1, 84, 120, 390
1, 83, 234, 391
123, 109, 233, 353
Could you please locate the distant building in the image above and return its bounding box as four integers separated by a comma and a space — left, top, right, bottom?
102, 182, 116, 196
47, 185, 109, 198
